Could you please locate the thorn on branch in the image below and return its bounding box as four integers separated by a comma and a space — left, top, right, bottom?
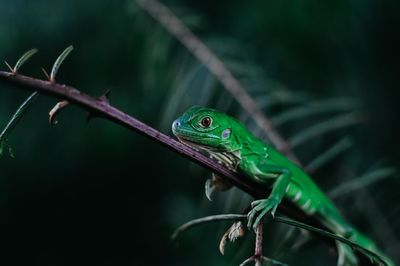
98, 88, 111, 104
4, 61, 13, 72
87, 89, 112, 122
49, 100, 70, 125
41, 67, 51, 80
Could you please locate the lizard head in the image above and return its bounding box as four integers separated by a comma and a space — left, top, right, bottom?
172, 106, 239, 152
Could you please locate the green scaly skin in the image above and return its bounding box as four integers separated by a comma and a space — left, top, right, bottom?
172, 106, 394, 266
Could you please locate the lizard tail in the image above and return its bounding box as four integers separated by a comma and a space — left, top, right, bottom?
320, 207, 395, 266
348, 230, 395, 266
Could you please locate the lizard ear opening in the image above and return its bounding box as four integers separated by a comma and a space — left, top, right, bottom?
222, 128, 231, 139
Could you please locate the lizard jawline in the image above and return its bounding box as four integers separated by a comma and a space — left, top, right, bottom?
177, 137, 240, 171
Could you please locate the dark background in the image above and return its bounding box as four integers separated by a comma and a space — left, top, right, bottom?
0, 1, 399, 265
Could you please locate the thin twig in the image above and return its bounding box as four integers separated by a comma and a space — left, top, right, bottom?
261, 256, 290, 266
171, 214, 244, 241
135, 0, 300, 164
239, 257, 254, 266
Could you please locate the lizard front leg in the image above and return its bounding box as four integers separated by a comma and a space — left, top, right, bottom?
246, 164, 291, 231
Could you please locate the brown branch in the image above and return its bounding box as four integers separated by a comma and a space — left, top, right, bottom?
0, 70, 312, 224
136, 0, 300, 165
254, 222, 264, 266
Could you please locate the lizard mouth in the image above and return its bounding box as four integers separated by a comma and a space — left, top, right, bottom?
175, 135, 219, 153
175, 135, 239, 170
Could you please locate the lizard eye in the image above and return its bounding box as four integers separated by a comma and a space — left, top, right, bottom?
200, 116, 212, 128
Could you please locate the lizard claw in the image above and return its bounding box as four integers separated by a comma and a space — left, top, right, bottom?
204, 178, 215, 201
251, 199, 264, 208
247, 197, 280, 231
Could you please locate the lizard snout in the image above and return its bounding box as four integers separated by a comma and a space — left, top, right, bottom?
172, 119, 181, 134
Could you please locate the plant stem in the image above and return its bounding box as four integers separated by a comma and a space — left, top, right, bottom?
255, 222, 264, 266
171, 214, 245, 240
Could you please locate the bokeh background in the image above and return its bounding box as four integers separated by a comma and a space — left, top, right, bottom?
0, 0, 399, 265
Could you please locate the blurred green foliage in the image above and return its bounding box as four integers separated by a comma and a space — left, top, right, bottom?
0, 0, 399, 265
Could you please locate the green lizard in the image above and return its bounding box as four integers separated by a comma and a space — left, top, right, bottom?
172, 106, 394, 266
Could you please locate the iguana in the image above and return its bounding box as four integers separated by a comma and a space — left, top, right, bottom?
172, 106, 394, 266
